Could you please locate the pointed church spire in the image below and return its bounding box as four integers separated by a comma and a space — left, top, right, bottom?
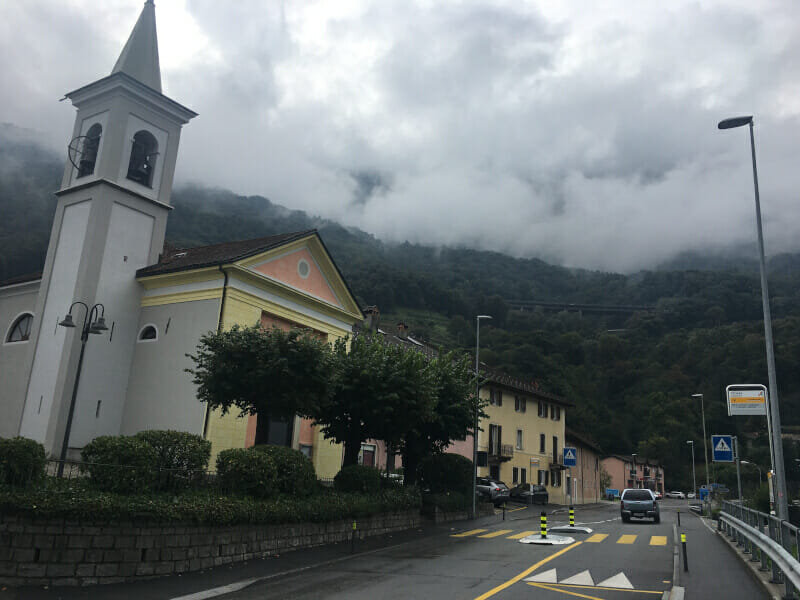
111, 0, 162, 93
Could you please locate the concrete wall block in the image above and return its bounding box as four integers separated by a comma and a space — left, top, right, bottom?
174, 560, 189, 573
92, 535, 117, 548
12, 533, 33, 547
46, 563, 77, 577
33, 534, 55, 549
135, 535, 156, 549
97, 576, 126, 585
84, 549, 104, 563
95, 563, 119, 577
135, 563, 156, 576
52, 577, 81, 586
121, 549, 141, 563
57, 549, 86, 563
17, 563, 47, 577
154, 562, 174, 575
76, 564, 96, 577
0, 561, 18, 576
114, 535, 136, 548
102, 550, 123, 563
12, 549, 36, 563
67, 535, 91, 549
118, 563, 139, 577
199, 557, 214, 569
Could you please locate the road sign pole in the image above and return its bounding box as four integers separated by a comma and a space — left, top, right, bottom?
734, 437, 743, 506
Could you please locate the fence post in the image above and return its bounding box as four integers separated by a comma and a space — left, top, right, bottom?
769, 517, 782, 584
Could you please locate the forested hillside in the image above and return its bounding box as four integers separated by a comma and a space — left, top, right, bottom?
2, 129, 799, 491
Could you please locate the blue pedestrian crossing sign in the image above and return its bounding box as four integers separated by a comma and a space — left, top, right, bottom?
712, 435, 734, 462
563, 446, 577, 467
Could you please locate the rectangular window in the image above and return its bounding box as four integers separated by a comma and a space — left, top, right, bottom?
538, 469, 549, 486
359, 444, 376, 467
496, 390, 502, 407
516, 429, 523, 450
553, 436, 558, 459
538, 401, 547, 418
551, 469, 562, 487
512, 467, 519, 484
551, 405, 561, 421
299, 444, 313, 458
539, 433, 546, 453
489, 424, 501, 454
515, 396, 526, 413
521, 468, 527, 484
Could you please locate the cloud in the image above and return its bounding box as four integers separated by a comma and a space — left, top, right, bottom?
3, 0, 799, 272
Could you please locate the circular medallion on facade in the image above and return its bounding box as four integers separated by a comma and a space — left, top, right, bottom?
297, 258, 310, 278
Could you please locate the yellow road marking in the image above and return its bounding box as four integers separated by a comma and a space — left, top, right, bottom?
505, 505, 527, 513
472, 541, 582, 600
617, 534, 637, 544
451, 529, 487, 537
507, 530, 538, 539
586, 533, 608, 543
528, 582, 604, 599
479, 529, 513, 538
650, 536, 667, 546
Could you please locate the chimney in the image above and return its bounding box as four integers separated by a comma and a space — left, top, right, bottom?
363, 305, 380, 331
396, 322, 409, 340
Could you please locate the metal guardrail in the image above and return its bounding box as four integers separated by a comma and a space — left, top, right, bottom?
719, 500, 800, 599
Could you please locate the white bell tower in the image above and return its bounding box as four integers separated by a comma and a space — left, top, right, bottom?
19, 0, 196, 457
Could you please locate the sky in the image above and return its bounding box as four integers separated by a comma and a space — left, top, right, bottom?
2, 0, 799, 272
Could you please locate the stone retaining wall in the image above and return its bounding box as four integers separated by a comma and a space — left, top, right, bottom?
0, 510, 421, 587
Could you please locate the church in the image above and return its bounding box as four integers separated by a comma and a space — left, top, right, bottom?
0, 1, 364, 479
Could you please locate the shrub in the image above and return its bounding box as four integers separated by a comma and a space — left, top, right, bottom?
0, 437, 46, 487
419, 453, 473, 494
252, 445, 316, 497
422, 491, 471, 515
334, 464, 382, 493
216, 448, 277, 499
134, 430, 211, 491
80, 436, 157, 493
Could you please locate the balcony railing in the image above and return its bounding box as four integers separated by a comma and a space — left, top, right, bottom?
489, 444, 514, 461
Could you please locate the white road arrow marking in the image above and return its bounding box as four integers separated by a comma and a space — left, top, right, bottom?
597, 572, 634, 589
561, 570, 595, 585
523, 568, 558, 583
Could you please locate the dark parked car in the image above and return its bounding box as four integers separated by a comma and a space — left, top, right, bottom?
509, 483, 549, 505
620, 488, 660, 523
476, 477, 510, 505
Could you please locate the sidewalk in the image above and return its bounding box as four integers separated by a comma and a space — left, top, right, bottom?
677, 511, 772, 599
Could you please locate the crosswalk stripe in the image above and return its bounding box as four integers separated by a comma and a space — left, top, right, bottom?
479, 529, 513, 538
650, 536, 667, 546
507, 530, 538, 540
451, 529, 487, 537
586, 533, 608, 543
617, 535, 637, 544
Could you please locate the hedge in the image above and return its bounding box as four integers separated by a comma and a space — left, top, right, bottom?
134, 430, 211, 491
334, 465, 382, 493
80, 436, 157, 494
215, 448, 277, 499
252, 445, 316, 497
419, 453, 473, 494
0, 437, 46, 487
0, 478, 422, 525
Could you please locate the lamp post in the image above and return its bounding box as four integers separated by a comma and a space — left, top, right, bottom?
718, 115, 788, 520
57, 302, 108, 477
692, 393, 710, 500
686, 440, 697, 498
740, 460, 762, 484
472, 314, 492, 519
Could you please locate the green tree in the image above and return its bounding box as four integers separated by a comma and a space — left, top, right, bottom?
187, 324, 333, 445
313, 333, 405, 467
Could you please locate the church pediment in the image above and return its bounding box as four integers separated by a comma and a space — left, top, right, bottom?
245, 246, 343, 308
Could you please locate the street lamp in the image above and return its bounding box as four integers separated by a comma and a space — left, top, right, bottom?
740, 460, 762, 484
472, 314, 492, 519
686, 440, 697, 498
57, 302, 108, 477
692, 393, 711, 499
718, 115, 789, 521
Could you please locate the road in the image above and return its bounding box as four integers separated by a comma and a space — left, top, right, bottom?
220, 502, 675, 600
16, 499, 768, 600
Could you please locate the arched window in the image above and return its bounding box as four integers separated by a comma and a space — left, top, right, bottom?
138, 325, 157, 341
6, 313, 33, 343
77, 123, 102, 178
126, 130, 158, 188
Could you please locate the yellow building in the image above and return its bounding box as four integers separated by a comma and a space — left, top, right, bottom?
476, 369, 572, 505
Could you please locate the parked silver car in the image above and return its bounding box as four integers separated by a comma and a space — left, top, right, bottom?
476, 477, 510, 506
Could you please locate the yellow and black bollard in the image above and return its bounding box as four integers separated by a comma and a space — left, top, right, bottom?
569, 506, 575, 528
681, 532, 688, 572
540, 511, 548, 539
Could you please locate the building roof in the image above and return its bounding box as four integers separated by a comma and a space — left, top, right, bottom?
606, 453, 664, 468
111, 0, 161, 92
0, 272, 42, 288
136, 230, 318, 277
566, 427, 603, 454
482, 365, 572, 407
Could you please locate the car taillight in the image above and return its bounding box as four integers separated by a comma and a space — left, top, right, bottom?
620, 501, 625, 509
